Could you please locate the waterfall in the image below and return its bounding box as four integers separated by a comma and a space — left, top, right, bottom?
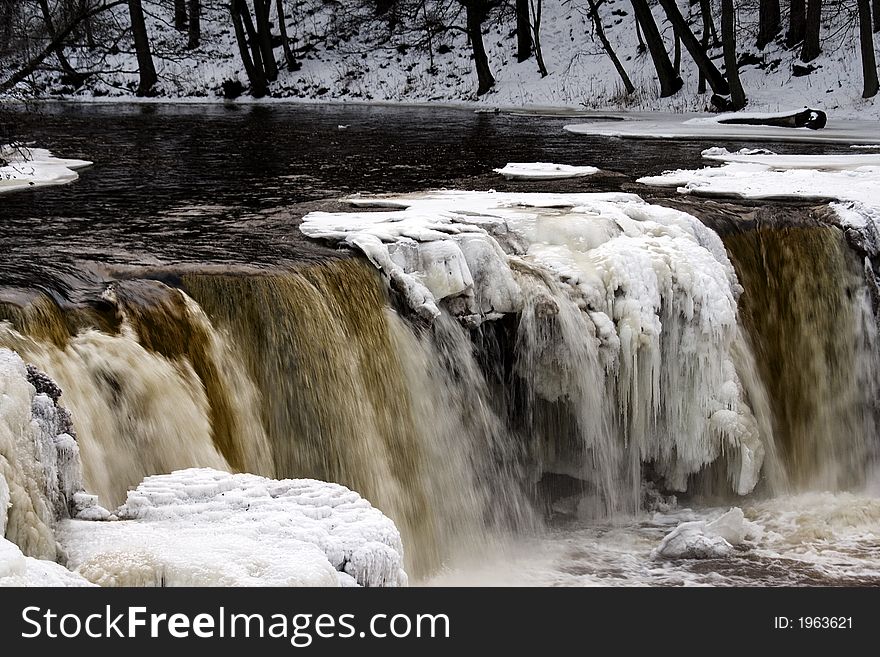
725, 223, 880, 490
2, 192, 879, 580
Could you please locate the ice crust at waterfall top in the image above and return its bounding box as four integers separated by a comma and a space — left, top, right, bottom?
59, 468, 407, 587
0, 147, 92, 194
301, 191, 770, 498
493, 163, 599, 180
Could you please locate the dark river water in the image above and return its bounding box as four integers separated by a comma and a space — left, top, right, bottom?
0, 102, 844, 298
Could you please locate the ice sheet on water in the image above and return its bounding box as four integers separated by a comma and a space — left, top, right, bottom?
60, 468, 407, 587
493, 162, 599, 180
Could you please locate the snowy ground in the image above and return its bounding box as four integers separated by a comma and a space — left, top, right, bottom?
6, 1, 878, 118
0, 146, 92, 194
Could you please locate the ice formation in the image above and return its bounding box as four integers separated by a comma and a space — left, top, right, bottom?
300, 191, 772, 504
493, 162, 599, 180
0, 146, 92, 194
652, 507, 760, 560
60, 468, 407, 587
0, 348, 83, 559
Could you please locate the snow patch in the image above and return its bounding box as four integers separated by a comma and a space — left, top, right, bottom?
60, 468, 407, 587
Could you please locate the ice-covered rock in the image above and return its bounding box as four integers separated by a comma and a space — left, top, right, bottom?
0, 349, 83, 559
0, 537, 94, 587
652, 507, 760, 560
60, 468, 408, 587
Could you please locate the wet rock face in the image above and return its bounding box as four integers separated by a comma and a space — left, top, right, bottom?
26, 363, 63, 403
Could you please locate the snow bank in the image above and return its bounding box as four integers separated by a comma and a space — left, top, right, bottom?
0, 146, 92, 194
652, 507, 761, 560
493, 163, 599, 181
301, 191, 772, 499
0, 537, 94, 587
565, 114, 880, 145
60, 468, 407, 587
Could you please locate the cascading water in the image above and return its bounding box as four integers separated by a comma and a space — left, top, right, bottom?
2, 190, 879, 585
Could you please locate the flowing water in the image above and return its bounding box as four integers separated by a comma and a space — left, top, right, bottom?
1, 104, 878, 585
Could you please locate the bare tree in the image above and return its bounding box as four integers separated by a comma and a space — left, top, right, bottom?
721, 0, 745, 108
586, 0, 634, 94
128, 0, 157, 95
874, 0, 879, 32
174, 0, 187, 31
757, 0, 781, 48
253, 0, 278, 81
530, 0, 548, 77
516, 0, 531, 62
276, 0, 299, 69
787, 0, 806, 46
858, 0, 879, 97
459, 0, 495, 95
188, 0, 200, 49
630, 0, 682, 97
801, 0, 821, 62
231, 0, 268, 97
37, 0, 82, 84
658, 0, 729, 94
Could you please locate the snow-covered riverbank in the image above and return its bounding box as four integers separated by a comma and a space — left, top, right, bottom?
0, 147, 92, 195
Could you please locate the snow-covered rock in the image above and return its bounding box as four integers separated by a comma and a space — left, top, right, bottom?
0, 537, 94, 587
0, 146, 92, 195
60, 468, 408, 587
652, 507, 761, 560
494, 163, 599, 180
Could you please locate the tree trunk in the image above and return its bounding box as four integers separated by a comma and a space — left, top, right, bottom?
630, 0, 682, 97
188, 0, 200, 48
587, 0, 634, 94
800, 0, 821, 62
174, 0, 187, 31
787, 0, 806, 47
530, 0, 548, 77
858, 0, 879, 97
38, 0, 80, 82
699, 0, 718, 45
516, 0, 531, 62
231, 0, 268, 97
464, 1, 495, 95
659, 0, 729, 94
721, 0, 746, 109
874, 0, 880, 32
253, 0, 278, 81
757, 0, 780, 48
276, 0, 298, 70
128, 0, 157, 96
698, 0, 712, 93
